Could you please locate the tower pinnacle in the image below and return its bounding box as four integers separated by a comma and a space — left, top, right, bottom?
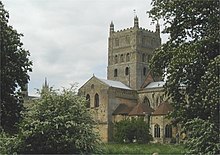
42, 77, 49, 93
134, 15, 139, 28
110, 21, 114, 34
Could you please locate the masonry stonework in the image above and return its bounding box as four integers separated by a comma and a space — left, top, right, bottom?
79, 16, 178, 143
107, 16, 161, 90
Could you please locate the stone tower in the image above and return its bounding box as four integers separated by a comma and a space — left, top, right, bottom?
107, 16, 161, 90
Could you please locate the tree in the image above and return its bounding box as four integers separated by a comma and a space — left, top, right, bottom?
0, 1, 32, 134
113, 117, 152, 143
14, 87, 101, 154
148, 0, 219, 154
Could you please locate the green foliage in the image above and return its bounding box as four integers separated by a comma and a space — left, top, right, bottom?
148, 0, 220, 154
103, 143, 186, 154
0, 131, 21, 154
185, 118, 220, 154
113, 117, 152, 143
0, 1, 32, 133
14, 87, 101, 154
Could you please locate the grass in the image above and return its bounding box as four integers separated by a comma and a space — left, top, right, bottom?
102, 143, 186, 154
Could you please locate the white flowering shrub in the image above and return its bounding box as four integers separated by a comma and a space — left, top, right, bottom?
14, 87, 102, 154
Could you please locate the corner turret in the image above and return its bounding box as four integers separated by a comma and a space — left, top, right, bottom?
41, 77, 50, 94
110, 21, 114, 34
134, 16, 139, 28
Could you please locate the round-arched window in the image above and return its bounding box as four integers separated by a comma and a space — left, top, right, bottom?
94, 93, 99, 107
125, 67, 129, 75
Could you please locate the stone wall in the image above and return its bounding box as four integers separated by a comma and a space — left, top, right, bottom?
107, 23, 161, 90
150, 115, 178, 143
138, 88, 166, 109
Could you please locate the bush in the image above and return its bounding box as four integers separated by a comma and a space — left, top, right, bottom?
0, 130, 21, 154
13, 87, 102, 154
113, 117, 152, 143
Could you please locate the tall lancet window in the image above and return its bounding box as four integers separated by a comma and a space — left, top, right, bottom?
165, 124, 172, 138
94, 93, 99, 107
114, 69, 118, 77
126, 53, 130, 62
125, 67, 129, 76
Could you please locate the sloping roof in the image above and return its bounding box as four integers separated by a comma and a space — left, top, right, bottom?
153, 101, 173, 115
129, 103, 154, 116
145, 81, 166, 89
140, 70, 155, 89
99, 78, 131, 90
112, 103, 133, 115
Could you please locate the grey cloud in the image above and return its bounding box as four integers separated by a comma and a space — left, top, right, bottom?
3, 0, 165, 96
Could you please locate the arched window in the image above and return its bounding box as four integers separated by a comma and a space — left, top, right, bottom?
126, 53, 130, 62
115, 55, 118, 64
94, 93, 99, 107
125, 67, 129, 75
86, 94, 90, 108
114, 69, 118, 77
142, 53, 146, 62
120, 54, 124, 62
165, 124, 172, 138
143, 67, 147, 76
143, 96, 150, 107
154, 124, 160, 138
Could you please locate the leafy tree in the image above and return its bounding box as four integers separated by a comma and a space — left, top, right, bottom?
14, 87, 101, 154
148, 0, 219, 154
184, 118, 219, 154
0, 1, 32, 133
114, 117, 152, 143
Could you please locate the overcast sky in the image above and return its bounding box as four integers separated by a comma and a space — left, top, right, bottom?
3, 0, 168, 96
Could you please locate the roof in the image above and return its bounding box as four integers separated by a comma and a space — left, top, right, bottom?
112, 103, 133, 115
145, 81, 165, 89
129, 103, 154, 116
153, 101, 173, 115
140, 70, 155, 88
99, 78, 131, 90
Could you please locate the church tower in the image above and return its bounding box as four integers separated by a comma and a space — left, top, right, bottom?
107, 16, 161, 90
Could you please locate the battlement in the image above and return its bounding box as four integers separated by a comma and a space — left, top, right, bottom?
115, 27, 133, 33
110, 16, 160, 37
114, 25, 155, 32
113, 27, 156, 35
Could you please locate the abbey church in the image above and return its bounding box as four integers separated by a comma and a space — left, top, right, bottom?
79, 16, 178, 143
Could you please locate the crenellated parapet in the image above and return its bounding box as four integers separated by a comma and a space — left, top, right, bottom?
110, 16, 159, 36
